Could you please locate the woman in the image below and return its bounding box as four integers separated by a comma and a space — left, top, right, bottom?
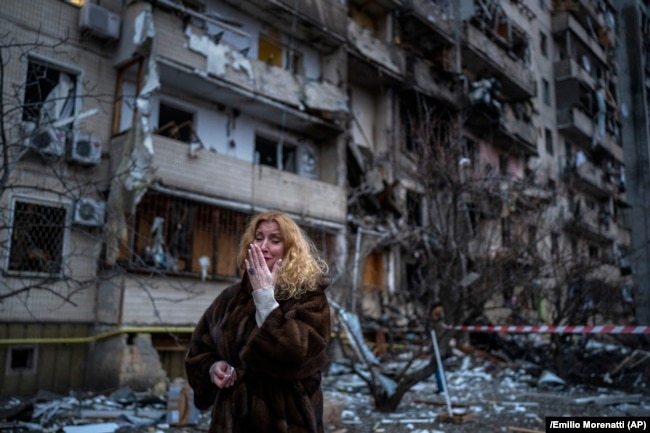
185, 210, 331, 433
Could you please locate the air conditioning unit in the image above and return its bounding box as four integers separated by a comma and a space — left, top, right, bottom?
68, 133, 102, 165
79, 3, 121, 40
73, 198, 106, 227
25, 127, 67, 157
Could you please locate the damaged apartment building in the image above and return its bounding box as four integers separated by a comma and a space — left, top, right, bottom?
0, 0, 645, 396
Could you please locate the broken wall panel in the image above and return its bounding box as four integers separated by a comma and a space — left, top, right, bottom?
347, 20, 405, 77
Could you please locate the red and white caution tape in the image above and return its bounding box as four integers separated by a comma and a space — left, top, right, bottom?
444, 324, 650, 334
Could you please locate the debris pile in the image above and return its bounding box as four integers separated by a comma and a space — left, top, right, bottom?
0, 380, 207, 433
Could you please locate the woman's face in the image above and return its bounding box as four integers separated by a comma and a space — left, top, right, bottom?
253, 220, 285, 271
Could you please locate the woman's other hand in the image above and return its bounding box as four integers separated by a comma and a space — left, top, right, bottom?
209, 360, 237, 388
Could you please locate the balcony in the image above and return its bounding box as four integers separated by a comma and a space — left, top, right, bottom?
552, 12, 607, 65
554, 58, 596, 90
462, 24, 536, 100
406, 55, 461, 107
563, 159, 611, 199
557, 105, 616, 154
219, 0, 347, 51
399, 0, 457, 52
148, 135, 347, 224
347, 19, 406, 87
563, 205, 615, 244
465, 101, 538, 156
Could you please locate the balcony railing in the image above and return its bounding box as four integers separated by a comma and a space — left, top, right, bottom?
553, 58, 596, 90
563, 159, 611, 199
147, 135, 347, 224
557, 106, 618, 154
563, 204, 615, 243
552, 12, 607, 65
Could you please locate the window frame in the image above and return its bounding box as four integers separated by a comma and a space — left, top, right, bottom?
22, 54, 83, 133
5, 345, 38, 376
4, 195, 72, 278
254, 132, 318, 177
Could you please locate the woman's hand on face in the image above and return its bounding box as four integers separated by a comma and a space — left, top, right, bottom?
245, 243, 281, 291
210, 361, 237, 388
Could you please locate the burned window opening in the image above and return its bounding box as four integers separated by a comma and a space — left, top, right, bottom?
22, 60, 77, 131
156, 103, 195, 143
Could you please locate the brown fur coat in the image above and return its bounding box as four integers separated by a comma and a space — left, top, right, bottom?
185, 275, 331, 433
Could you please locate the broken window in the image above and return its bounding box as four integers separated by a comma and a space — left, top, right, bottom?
257, 31, 303, 74
156, 102, 195, 143
254, 134, 318, 178
6, 346, 37, 375
7, 198, 68, 276
22, 59, 77, 132
540, 31, 547, 57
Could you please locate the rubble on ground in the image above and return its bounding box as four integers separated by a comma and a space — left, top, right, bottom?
1, 333, 649, 433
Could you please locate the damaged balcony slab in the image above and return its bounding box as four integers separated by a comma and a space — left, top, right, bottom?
557, 107, 617, 152
400, 0, 457, 48
347, 20, 405, 87
407, 56, 462, 108
463, 25, 536, 100
156, 58, 345, 138
552, 12, 608, 65
220, 0, 348, 51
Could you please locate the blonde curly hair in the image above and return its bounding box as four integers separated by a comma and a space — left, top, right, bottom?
236, 211, 329, 299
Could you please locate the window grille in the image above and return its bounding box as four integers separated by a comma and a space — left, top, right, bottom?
125, 192, 336, 279
8, 200, 67, 275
